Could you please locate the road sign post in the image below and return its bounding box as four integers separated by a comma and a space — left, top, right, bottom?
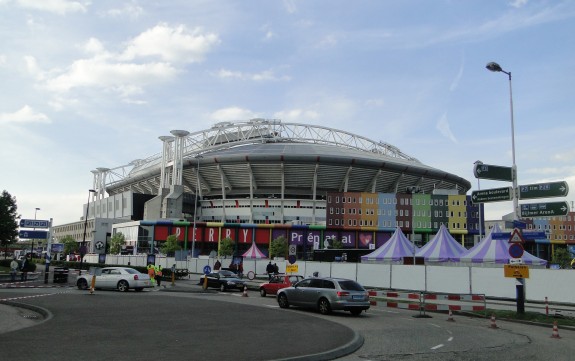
520, 201, 570, 217
473, 163, 513, 182
519, 181, 569, 200
19, 219, 50, 228
18, 230, 49, 239
471, 187, 513, 203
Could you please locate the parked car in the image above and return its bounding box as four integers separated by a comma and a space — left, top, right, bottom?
200, 270, 246, 292
76, 267, 153, 292
259, 274, 304, 297
276, 277, 370, 316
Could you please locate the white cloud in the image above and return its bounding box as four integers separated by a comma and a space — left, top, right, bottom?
436, 113, 457, 143
120, 24, 220, 64
24, 55, 45, 81
210, 107, 260, 121
16, 0, 88, 15
510, 0, 529, 8
44, 58, 178, 93
283, 0, 297, 14
215, 68, 290, 82
0, 54, 7, 66
104, 1, 143, 19
0, 105, 50, 124
273, 109, 320, 122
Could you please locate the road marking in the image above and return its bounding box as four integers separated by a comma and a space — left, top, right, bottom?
429, 323, 441, 328
431, 344, 444, 350
448, 337, 453, 342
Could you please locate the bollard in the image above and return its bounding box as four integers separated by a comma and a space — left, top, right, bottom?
203, 275, 208, 290
489, 314, 498, 329
242, 285, 248, 297
171, 271, 175, 286
551, 321, 561, 339
447, 309, 455, 322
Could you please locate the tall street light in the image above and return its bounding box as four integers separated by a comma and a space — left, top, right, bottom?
191, 155, 203, 258
79, 189, 96, 275
30, 207, 40, 259
486, 61, 518, 221
474, 160, 484, 241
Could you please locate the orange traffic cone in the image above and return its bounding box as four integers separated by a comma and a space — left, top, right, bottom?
551, 321, 561, 339
447, 309, 455, 322
242, 285, 248, 297
489, 314, 498, 329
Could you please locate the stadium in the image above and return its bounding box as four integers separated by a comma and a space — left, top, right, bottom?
53, 119, 478, 257
96, 119, 471, 224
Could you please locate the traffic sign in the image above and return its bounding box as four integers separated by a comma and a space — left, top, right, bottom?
18, 230, 48, 239
519, 181, 569, 200
520, 201, 570, 217
286, 264, 298, 273
471, 187, 513, 204
473, 163, 513, 182
203, 265, 212, 274
508, 243, 525, 258
19, 219, 50, 228
504, 264, 529, 279
508, 228, 524, 244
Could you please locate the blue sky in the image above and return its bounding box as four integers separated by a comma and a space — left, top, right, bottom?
1, 0, 574, 226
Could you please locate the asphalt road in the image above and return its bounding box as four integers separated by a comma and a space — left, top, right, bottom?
2, 277, 575, 361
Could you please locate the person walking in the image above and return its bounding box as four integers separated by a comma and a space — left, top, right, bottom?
10, 258, 19, 282
147, 264, 156, 286
155, 265, 163, 287
20, 255, 30, 281
266, 261, 274, 280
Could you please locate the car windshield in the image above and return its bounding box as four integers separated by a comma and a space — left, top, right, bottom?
337, 280, 365, 291
124, 268, 138, 274
219, 270, 235, 277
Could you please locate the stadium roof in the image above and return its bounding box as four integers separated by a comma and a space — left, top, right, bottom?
99, 119, 471, 198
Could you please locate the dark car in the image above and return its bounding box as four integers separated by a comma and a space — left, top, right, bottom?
200, 270, 246, 292
259, 274, 304, 297
277, 277, 370, 316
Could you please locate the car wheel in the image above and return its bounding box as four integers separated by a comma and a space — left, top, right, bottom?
350, 309, 363, 316
135, 287, 144, 292
278, 293, 289, 309
259, 288, 267, 297
318, 298, 331, 315
77, 278, 88, 290
220, 283, 226, 292
117, 280, 129, 292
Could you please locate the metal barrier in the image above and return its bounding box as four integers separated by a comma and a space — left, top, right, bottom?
369, 290, 486, 317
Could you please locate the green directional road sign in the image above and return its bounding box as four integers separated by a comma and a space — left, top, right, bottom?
520, 201, 570, 217
473, 163, 513, 182
519, 181, 569, 200
471, 187, 513, 204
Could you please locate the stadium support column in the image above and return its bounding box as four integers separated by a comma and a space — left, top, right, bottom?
163, 130, 189, 219
312, 163, 319, 224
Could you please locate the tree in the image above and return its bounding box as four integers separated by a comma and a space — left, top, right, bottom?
109, 232, 126, 254
61, 235, 79, 255
0, 190, 19, 257
551, 246, 572, 269
331, 238, 343, 249
219, 237, 234, 258
269, 236, 288, 259
161, 234, 181, 256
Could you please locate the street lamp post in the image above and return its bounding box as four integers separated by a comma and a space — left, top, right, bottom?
30, 207, 40, 259
486, 61, 518, 221
79, 189, 96, 276
487, 61, 524, 315
191, 155, 203, 258
474, 160, 484, 241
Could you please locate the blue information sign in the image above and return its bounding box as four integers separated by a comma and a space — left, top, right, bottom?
19, 219, 50, 228
203, 265, 212, 274
18, 230, 48, 239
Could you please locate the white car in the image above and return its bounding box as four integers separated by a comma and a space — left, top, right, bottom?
76, 267, 153, 292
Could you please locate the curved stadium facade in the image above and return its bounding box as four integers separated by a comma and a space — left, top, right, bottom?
97, 119, 471, 227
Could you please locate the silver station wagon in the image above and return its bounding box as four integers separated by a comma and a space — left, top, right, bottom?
277, 277, 370, 316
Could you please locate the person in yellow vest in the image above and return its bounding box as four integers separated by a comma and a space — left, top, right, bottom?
147, 264, 156, 286
155, 265, 163, 287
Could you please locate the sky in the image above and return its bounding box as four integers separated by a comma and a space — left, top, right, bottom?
1, 0, 574, 227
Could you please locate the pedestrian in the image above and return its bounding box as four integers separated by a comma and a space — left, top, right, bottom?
147, 264, 156, 286
273, 263, 279, 275
266, 261, 274, 280
10, 258, 19, 282
20, 255, 30, 281
238, 262, 244, 278
214, 259, 222, 271
155, 265, 163, 287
